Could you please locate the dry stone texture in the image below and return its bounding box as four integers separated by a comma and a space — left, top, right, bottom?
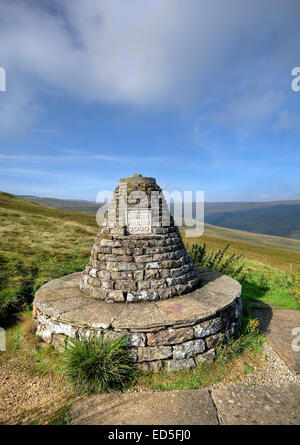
80, 174, 200, 302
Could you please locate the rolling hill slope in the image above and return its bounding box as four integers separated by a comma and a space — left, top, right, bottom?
21, 194, 300, 252
22, 195, 300, 240
203, 223, 300, 253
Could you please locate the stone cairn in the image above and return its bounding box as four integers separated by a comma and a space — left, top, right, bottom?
33, 173, 242, 372
79, 173, 200, 303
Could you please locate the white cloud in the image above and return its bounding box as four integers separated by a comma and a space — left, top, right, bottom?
0, 0, 299, 131
0, 168, 63, 178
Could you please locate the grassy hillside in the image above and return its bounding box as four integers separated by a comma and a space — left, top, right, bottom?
203, 223, 300, 253
22, 195, 300, 240
1, 191, 299, 322
184, 233, 300, 273
0, 191, 97, 321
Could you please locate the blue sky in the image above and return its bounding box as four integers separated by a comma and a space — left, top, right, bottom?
0, 0, 299, 202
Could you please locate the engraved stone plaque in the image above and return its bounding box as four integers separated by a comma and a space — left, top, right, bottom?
127, 209, 152, 234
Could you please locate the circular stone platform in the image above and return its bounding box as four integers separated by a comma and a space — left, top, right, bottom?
33, 269, 242, 372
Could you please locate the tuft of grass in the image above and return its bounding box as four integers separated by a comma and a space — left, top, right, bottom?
187, 243, 244, 279
216, 313, 263, 365
139, 315, 264, 392
61, 333, 139, 394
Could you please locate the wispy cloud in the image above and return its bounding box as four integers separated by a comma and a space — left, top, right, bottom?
211, 90, 286, 128
0, 152, 165, 163
272, 110, 300, 130
0, 168, 63, 178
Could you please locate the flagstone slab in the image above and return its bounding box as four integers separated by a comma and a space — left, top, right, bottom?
34, 272, 241, 331
36, 295, 92, 319
40, 272, 82, 290
34, 286, 84, 304
212, 383, 300, 425
253, 308, 300, 374
61, 301, 125, 329
155, 295, 216, 325
70, 389, 218, 425
70, 384, 300, 425
112, 303, 166, 331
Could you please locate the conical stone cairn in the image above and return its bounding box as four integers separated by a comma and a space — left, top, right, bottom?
80, 174, 200, 302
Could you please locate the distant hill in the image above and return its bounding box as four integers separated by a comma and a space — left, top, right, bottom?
204, 201, 300, 240
21, 195, 300, 240
21, 195, 103, 214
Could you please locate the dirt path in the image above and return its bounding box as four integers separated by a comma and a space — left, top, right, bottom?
0, 361, 73, 425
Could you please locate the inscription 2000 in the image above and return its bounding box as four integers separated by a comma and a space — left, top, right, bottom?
127, 209, 152, 234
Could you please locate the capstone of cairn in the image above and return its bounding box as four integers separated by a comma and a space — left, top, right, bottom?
79, 173, 200, 303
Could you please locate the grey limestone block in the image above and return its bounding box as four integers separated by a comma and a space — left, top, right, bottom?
173, 339, 206, 360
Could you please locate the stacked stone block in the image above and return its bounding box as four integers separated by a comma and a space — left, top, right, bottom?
80, 174, 200, 302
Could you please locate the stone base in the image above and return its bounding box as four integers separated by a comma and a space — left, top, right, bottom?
33, 269, 242, 371
80, 229, 200, 303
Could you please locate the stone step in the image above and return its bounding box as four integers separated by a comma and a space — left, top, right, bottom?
70, 384, 300, 425
70, 389, 218, 425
